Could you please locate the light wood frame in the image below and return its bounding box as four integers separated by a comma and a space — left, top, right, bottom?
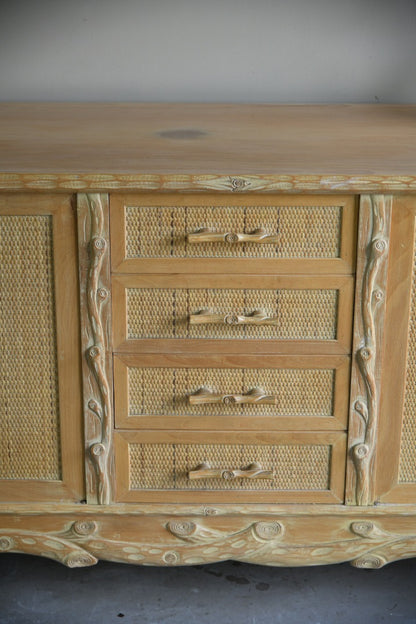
110, 193, 357, 275
113, 430, 347, 504
0, 194, 84, 502
113, 354, 350, 432
112, 274, 354, 355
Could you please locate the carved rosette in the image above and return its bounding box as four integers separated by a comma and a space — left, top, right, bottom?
78, 194, 113, 504
350, 195, 392, 505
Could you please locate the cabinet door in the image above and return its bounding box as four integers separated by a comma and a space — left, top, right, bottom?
0, 194, 84, 502
375, 196, 416, 502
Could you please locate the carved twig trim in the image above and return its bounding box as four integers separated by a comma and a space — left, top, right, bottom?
352, 196, 392, 505
0, 529, 97, 568
84, 194, 112, 504
2, 519, 416, 569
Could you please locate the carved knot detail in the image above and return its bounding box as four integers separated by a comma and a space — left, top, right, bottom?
373, 238, 387, 254
167, 520, 196, 537
374, 290, 384, 302
92, 237, 106, 252
88, 346, 100, 359
203, 507, 219, 516
359, 347, 372, 362
73, 520, 97, 536
0, 536, 14, 551
163, 550, 180, 565
90, 443, 105, 457
353, 443, 370, 460
225, 232, 239, 243
222, 395, 236, 405
352, 554, 385, 569
224, 314, 239, 325
65, 552, 98, 568
221, 470, 236, 480
97, 288, 108, 300
253, 521, 284, 541
350, 521, 375, 538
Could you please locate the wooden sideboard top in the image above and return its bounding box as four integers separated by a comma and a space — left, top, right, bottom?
0, 103, 416, 192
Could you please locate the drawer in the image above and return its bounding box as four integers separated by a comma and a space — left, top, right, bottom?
110, 194, 357, 274
114, 355, 350, 431
114, 431, 346, 503
112, 274, 353, 354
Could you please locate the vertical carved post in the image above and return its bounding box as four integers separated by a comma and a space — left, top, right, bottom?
346, 195, 392, 505
77, 194, 113, 504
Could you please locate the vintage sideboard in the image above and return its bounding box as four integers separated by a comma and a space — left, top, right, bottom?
1, 103, 416, 568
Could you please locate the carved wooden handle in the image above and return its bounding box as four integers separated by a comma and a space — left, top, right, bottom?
189, 387, 277, 406
188, 462, 275, 481
189, 309, 279, 326
187, 227, 279, 244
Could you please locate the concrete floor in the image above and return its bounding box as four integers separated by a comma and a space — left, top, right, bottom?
1, 555, 416, 624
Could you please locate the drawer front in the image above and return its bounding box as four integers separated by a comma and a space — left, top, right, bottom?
112, 275, 353, 353
110, 194, 357, 274
114, 355, 350, 430
114, 431, 346, 503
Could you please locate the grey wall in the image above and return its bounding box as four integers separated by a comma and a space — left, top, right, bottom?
1, 0, 416, 103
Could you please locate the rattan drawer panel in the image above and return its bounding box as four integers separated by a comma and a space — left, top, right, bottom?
110, 194, 357, 274
114, 355, 350, 430
113, 275, 353, 353
127, 288, 338, 340
114, 431, 346, 503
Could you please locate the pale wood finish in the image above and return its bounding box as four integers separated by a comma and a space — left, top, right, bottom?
374, 196, 416, 503
113, 354, 350, 431
2, 104, 416, 569
113, 430, 346, 504
2, 510, 416, 568
187, 227, 280, 244
189, 309, 282, 326
112, 274, 354, 355
188, 462, 275, 481
345, 196, 392, 505
1, 104, 416, 178
77, 194, 114, 504
188, 387, 278, 406
0, 194, 84, 503
110, 193, 357, 275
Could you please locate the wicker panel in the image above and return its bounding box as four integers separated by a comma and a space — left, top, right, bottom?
129, 443, 331, 491
399, 243, 416, 482
126, 288, 338, 340
0, 215, 61, 480
128, 367, 335, 418
125, 204, 342, 258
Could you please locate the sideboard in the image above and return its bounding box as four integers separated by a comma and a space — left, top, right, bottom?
1, 103, 416, 568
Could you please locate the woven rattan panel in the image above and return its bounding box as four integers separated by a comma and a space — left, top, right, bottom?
125, 204, 342, 258
128, 443, 331, 491
399, 241, 416, 482
0, 215, 61, 480
127, 367, 335, 418
126, 288, 338, 340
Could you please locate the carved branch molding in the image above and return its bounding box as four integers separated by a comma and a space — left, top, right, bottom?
1, 173, 416, 193
77, 194, 113, 504
349, 195, 392, 505
1, 518, 416, 569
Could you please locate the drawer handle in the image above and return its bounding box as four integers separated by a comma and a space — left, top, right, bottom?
188, 462, 275, 481
190, 309, 278, 326
187, 227, 279, 244
189, 386, 277, 406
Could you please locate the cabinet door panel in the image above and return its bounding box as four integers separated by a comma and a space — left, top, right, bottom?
0, 194, 84, 502
375, 196, 416, 503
